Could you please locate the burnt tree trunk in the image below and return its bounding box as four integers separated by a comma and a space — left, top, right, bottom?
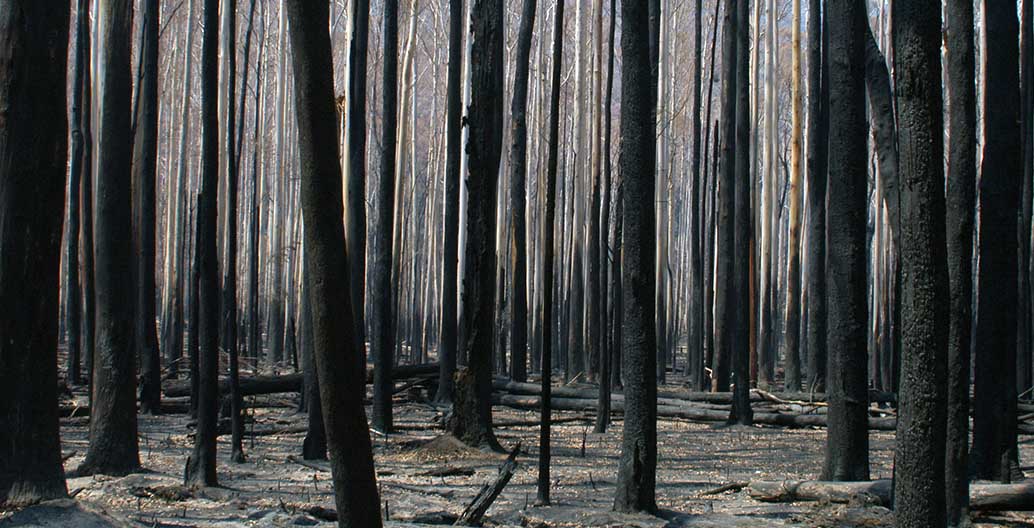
371, 0, 398, 434
804, 0, 828, 394
184, 0, 220, 488
972, 0, 1023, 484
820, 0, 869, 482
0, 1, 71, 506
891, 0, 949, 523
509, 0, 536, 384
613, 0, 658, 513
537, 0, 565, 506
435, 0, 464, 405
79, 0, 141, 477
729, 0, 752, 426
945, 0, 976, 521
713, 0, 737, 394
134, 0, 161, 416
285, 0, 383, 524
448, 0, 505, 452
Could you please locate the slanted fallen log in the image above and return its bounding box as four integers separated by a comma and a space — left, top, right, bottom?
455, 442, 521, 526
492, 394, 898, 430
747, 479, 1034, 511
163, 362, 440, 397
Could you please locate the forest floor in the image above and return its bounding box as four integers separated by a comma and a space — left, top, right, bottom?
5, 386, 1034, 527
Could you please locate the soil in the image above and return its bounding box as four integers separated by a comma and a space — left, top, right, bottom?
3, 387, 1034, 527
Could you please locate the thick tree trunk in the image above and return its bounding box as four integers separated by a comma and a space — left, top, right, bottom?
537, 0, 565, 505
728, 0, 751, 426
184, 0, 220, 488
891, 1, 949, 524
973, 0, 1023, 484
0, 1, 70, 506
613, 0, 658, 513
372, 0, 399, 434
80, 0, 141, 478
821, 0, 869, 482
713, 0, 737, 395
285, 0, 383, 524
449, 0, 505, 452
435, 0, 464, 405
945, 0, 976, 521
509, 0, 536, 384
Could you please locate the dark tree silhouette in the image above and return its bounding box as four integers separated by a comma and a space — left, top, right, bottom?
613, 0, 658, 513
372, 0, 398, 434
134, 0, 161, 416
285, 0, 383, 523
537, 0, 565, 506
65, 0, 90, 387
713, 0, 737, 394
805, 0, 828, 394
596, 0, 618, 435
0, 1, 70, 506
184, 0, 220, 487
447, 0, 505, 452
509, 0, 537, 384
79, 0, 141, 478
972, 0, 1022, 484
688, 0, 705, 393
821, 0, 869, 482
346, 0, 369, 357
435, 0, 464, 405
945, 0, 976, 520
729, 0, 752, 425
891, 0, 949, 523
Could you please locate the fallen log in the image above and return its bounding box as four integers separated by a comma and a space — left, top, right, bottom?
492, 379, 897, 406
163, 362, 439, 397
492, 393, 897, 431
747, 480, 1034, 511
455, 441, 521, 526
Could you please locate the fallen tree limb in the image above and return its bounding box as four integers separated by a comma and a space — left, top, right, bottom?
492, 379, 897, 405
747, 480, 1034, 511
455, 441, 521, 526
164, 363, 439, 397
492, 394, 897, 430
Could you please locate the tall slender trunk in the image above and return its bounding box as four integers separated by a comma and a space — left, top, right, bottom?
66, 0, 90, 387
537, 0, 564, 506
945, 0, 975, 520
219, 0, 244, 463
345, 0, 370, 362
596, 0, 617, 435
509, 0, 537, 384
435, 0, 464, 404
782, 0, 803, 392
728, 0, 751, 425
713, 0, 737, 393
613, 0, 658, 513
805, 0, 828, 394
372, 0, 399, 433
184, 0, 220, 487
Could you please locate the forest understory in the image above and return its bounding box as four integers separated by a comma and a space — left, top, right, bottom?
5, 373, 1034, 528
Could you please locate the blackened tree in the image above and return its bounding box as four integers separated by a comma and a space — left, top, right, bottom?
0, 0, 70, 506
78, 0, 141, 478
820, 0, 869, 482
891, 0, 949, 523
613, 0, 658, 513
285, 0, 383, 523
